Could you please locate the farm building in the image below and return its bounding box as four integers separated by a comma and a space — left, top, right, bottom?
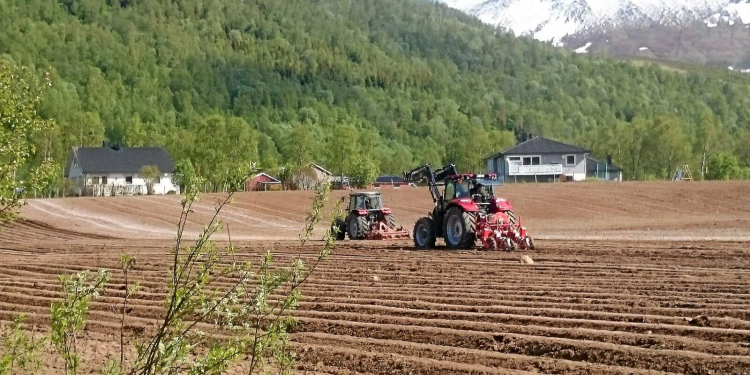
308, 163, 332, 181
287, 163, 334, 190
65, 144, 178, 196
374, 175, 408, 188
484, 136, 621, 183
245, 173, 282, 191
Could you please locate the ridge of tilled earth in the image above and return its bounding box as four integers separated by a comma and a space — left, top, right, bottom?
1, 240, 750, 374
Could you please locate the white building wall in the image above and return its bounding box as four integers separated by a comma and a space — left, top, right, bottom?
84, 172, 178, 196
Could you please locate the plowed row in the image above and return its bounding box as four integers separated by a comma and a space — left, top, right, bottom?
2, 181, 750, 374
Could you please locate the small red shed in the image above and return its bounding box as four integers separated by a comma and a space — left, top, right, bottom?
245, 172, 282, 191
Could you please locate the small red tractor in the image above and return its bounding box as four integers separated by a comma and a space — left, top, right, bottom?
403, 164, 535, 251
332, 191, 410, 240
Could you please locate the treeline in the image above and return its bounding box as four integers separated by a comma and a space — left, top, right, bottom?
1, 0, 749, 184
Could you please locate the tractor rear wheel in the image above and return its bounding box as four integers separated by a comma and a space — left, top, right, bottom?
443, 207, 476, 249
332, 219, 346, 241
347, 216, 368, 240
386, 213, 397, 229
413, 217, 436, 249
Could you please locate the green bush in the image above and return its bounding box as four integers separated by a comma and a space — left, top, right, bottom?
706, 152, 740, 180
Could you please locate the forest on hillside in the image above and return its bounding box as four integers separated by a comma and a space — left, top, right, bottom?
2, 0, 750, 186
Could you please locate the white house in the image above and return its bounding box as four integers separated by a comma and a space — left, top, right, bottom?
65, 144, 178, 196
484, 136, 623, 183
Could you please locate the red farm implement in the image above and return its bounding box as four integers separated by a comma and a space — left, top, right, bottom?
332, 192, 410, 241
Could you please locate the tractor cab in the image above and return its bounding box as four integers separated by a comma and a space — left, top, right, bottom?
443, 174, 499, 203
442, 174, 511, 213
349, 192, 384, 212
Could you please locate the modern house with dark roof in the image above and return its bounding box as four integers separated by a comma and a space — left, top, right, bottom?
65, 143, 178, 196
484, 136, 622, 182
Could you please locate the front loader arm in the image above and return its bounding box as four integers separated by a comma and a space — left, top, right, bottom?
403, 164, 457, 206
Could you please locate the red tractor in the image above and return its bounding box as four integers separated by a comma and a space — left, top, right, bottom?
403, 164, 535, 251
332, 192, 410, 241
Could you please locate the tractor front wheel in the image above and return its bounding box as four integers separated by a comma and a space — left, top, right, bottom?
443, 207, 476, 250
413, 217, 437, 249
347, 216, 368, 240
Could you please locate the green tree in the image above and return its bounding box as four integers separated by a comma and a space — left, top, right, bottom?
50, 270, 110, 375
282, 122, 317, 166
327, 124, 360, 175
644, 116, 690, 180
2, 0, 750, 181
619, 117, 648, 180
171, 159, 195, 193
139, 165, 160, 195
346, 154, 378, 188
0, 62, 55, 227
694, 111, 722, 179
1, 315, 45, 375
706, 152, 739, 180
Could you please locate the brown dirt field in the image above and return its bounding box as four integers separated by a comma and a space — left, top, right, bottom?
8, 181, 750, 242
2, 181, 750, 374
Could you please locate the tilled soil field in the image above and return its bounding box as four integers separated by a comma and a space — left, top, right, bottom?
2, 182, 750, 374
10, 181, 750, 242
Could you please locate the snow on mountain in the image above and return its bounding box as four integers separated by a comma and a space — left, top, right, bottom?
574, 42, 592, 53
441, 0, 750, 46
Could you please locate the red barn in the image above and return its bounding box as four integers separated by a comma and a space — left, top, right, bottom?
245, 172, 282, 191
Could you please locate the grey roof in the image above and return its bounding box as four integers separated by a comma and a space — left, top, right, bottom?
375, 175, 406, 184
485, 137, 589, 160
67, 146, 174, 175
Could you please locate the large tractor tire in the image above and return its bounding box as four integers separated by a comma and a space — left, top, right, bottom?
413, 217, 437, 249
386, 213, 397, 229
443, 207, 477, 249
332, 218, 346, 241
347, 215, 368, 240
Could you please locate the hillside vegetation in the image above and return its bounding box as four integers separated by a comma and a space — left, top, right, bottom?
2, 0, 750, 183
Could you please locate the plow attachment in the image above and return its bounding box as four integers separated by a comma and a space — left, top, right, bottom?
366, 220, 411, 240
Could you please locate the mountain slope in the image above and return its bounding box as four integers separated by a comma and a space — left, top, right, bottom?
1, 0, 749, 182
442, 0, 750, 68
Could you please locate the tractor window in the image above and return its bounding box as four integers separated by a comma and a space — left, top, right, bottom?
455, 180, 471, 198
444, 181, 455, 200
369, 196, 382, 209
354, 196, 366, 210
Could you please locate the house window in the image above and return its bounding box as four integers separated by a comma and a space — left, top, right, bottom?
101, 176, 108, 185
91, 177, 100, 185
155, 175, 161, 184
566, 155, 576, 166
508, 156, 521, 163
126, 176, 133, 184
523, 156, 540, 166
